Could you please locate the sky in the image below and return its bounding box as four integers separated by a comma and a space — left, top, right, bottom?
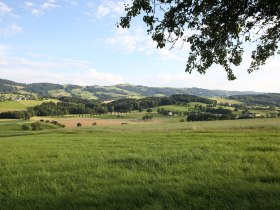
0, 0, 279, 92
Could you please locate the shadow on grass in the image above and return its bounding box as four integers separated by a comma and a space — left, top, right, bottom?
1, 182, 280, 210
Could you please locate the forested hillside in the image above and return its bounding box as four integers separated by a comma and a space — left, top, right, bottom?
0, 78, 261, 101
229, 93, 280, 107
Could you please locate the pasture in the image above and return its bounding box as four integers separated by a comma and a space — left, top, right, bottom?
211, 97, 243, 105
0, 99, 60, 112
70, 89, 98, 100
0, 118, 280, 209
0, 101, 26, 111
153, 105, 189, 113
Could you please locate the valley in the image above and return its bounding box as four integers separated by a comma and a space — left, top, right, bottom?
1, 78, 280, 210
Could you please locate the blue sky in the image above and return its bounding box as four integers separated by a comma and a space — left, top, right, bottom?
0, 0, 279, 92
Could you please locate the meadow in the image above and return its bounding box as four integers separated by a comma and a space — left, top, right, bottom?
0, 101, 26, 111
0, 99, 60, 112
0, 118, 280, 209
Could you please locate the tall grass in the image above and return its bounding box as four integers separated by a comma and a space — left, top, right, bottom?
0, 118, 280, 209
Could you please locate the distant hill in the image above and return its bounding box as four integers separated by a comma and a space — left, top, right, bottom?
229, 93, 280, 107
0, 78, 261, 101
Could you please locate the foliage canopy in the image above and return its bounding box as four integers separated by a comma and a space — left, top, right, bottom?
119, 0, 280, 80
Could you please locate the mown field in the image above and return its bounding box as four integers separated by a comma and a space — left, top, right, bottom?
0, 118, 280, 210
210, 97, 243, 105
0, 99, 60, 112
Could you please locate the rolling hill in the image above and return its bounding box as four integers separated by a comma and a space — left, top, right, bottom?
229, 93, 280, 107
0, 78, 261, 101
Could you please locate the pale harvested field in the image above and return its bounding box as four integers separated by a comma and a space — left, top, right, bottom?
0, 119, 19, 122
32, 117, 140, 128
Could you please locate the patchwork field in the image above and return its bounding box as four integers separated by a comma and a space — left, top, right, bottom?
0, 118, 280, 209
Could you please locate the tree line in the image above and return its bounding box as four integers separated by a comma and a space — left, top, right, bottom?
108, 94, 215, 113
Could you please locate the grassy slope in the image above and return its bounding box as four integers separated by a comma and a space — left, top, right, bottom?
0, 99, 60, 112
0, 101, 26, 111
0, 118, 280, 209
211, 97, 243, 104
153, 105, 189, 112
48, 89, 70, 97
19, 100, 46, 107
0, 120, 61, 137
153, 103, 208, 113
71, 88, 98, 100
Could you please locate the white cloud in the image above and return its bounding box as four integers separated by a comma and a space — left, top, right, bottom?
0, 1, 12, 16
0, 67, 123, 86
96, 1, 125, 18
0, 48, 279, 91
0, 52, 123, 85
41, 1, 58, 10
0, 1, 19, 19
24, 1, 34, 8
105, 27, 147, 53
0, 2, 22, 36
65, 0, 78, 6
225, 58, 280, 92
105, 26, 188, 61
0, 23, 23, 36
156, 71, 214, 88
85, 0, 130, 20
31, 9, 40, 16
87, 2, 95, 8
153, 55, 280, 93
0, 45, 10, 56
96, 5, 110, 18
89, 69, 123, 84
24, 0, 60, 16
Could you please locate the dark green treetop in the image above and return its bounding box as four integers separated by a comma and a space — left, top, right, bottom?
119, 0, 280, 80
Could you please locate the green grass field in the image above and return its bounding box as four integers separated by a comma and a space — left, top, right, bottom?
0, 101, 27, 111
153, 105, 189, 113
211, 97, 243, 105
0, 118, 280, 209
48, 89, 71, 97
0, 99, 60, 112
153, 103, 211, 113
71, 89, 98, 100
19, 100, 47, 107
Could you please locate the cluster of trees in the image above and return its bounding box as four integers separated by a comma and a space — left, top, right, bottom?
0, 111, 33, 120
171, 95, 215, 105
155, 102, 235, 121
186, 107, 234, 121
187, 112, 233, 121
0, 95, 6, 101
21, 122, 43, 131
31, 101, 107, 116
0, 84, 14, 92
142, 114, 153, 121
205, 108, 232, 115
21, 120, 65, 131
157, 108, 183, 116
